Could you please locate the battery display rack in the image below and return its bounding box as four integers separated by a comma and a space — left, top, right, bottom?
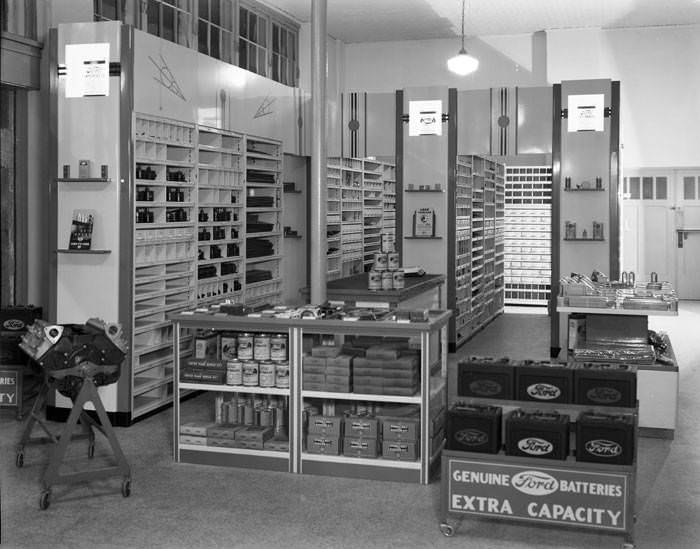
439, 355, 639, 547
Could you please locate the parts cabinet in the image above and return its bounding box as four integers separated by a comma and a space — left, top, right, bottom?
170, 310, 451, 484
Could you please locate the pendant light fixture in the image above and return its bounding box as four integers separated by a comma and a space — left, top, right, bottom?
447, 0, 479, 75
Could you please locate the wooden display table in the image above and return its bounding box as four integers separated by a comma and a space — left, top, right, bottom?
302, 273, 445, 310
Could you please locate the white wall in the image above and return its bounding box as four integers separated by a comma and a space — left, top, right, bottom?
547, 26, 700, 169
343, 33, 545, 93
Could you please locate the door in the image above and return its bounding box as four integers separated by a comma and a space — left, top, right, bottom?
621, 172, 675, 284
675, 171, 700, 299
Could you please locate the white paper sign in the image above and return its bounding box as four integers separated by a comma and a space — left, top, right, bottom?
567, 94, 604, 132
409, 100, 442, 136
65, 43, 110, 98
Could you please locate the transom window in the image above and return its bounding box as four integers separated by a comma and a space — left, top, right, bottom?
198, 0, 234, 63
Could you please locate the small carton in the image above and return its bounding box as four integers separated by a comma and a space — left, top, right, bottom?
195, 334, 219, 359
326, 355, 353, 368
343, 437, 378, 458
306, 434, 341, 455
381, 417, 420, 442
180, 422, 216, 437
179, 435, 207, 446
382, 441, 419, 461
311, 345, 342, 358
307, 415, 344, 436
344, 416, 379, 438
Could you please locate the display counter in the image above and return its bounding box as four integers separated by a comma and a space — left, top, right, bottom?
170, 308, 451, 484
301, 273, 445, 310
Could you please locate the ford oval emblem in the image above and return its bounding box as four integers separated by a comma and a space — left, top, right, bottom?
455, 428, 487, 446
518, 437, 553, 456
526, 383, 561, 400
585, 439, 622, 457
586, 386, 622, 404
468, 379, 502, 397
2, 319, 25, 331
512, 470, 559, 496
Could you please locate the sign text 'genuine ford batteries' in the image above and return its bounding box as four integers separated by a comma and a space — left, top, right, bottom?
447, 459, 628, 531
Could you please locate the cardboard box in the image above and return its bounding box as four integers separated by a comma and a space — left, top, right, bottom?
311, 345, 342, 358
326, 355, 353, 368
207, 437, 242, 448
353, 375, 381, 386
353, 384, 384, 394
237, 439, 265, 450
353, 367, 383, 377
306, 434, 341, 455
353, 358, 384, 369
307, 415, 344, 436
206, 424, 246, 439
303, 363, 326, 374
303, 373, 325, 384
235, 425, 273, 443
343, 437, 378, 458
326, 374, 352, 385
326, 365, 352, 376
180, 422, 216, 437
366, 346, 400, 360
383, 386, 418, 396
324, 382, 352, 393
381, 376, 418, 388
179, 435, 207, 445
303, 356, 327, 368
264, 438, 290, 452
382, 441, 419, 461
381, 418, 420, 441
303, 382, 326, 391
195, 334, 219, 359
344, 416, 379, 438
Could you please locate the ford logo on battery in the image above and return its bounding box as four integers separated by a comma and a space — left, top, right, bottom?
526, 383, 561, 400
512, 471, 559, 496
586, 386, 622, 404
455, 429, 488, 446
469, 379, 502, 396
518, 437, 553, 456
585, 439, 622, 457
2, 319, 25, 331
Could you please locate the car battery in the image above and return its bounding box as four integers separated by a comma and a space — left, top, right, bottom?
446, 403, 502, 454
0, 305, 43, 363
505, 410, 570, 460
457, 356, 513, 399
576, 412, 635, 465
343, 437, 379, 458
573, 362, 637, 407
515, 361, 574, 404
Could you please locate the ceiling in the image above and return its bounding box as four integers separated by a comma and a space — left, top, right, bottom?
260, 0, 700, 43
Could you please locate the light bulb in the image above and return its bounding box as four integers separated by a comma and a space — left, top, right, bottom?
447, 49, 479, 76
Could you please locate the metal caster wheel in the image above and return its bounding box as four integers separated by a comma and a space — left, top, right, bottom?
39, 491, 50, 510
16, 452, 24, 468
440, 523, 455, 537
88, 443, 95, 459
121, 478, 131, 498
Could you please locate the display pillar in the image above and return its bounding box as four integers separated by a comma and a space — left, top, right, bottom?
550, 79, 621, 356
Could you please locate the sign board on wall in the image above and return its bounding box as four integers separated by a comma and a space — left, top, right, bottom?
447, 458, 629, 531
567, 94, 604, 132
409, 100, 442, 136
65, 43, 110, 98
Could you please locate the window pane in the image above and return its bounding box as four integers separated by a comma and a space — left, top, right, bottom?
177, 11, 189, 46
272, 52, 279, 81
259, 17, 266, 45
199, 0, 208, 19
163, 5, 175, 41
281, 28, 288, 57
222, 0, 232, 31
273, 25, 279, 53
221, 29, 232, 63
249, 44, 257, 72
623, 177, 628, 196
240, 7, 247, 36
103, 0, 118, 20
249, 13, 257, 42
198, 20, 208, 53
258, 48, 266, 75
684, 176, 696, 200
147, 0, 160, 35
656, 177, 667, 200
211, 0, 220, 25
642, 177, 653, 199
629, 177, 640, 199
211, 26, 220, 59
239, 39, 248, 69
